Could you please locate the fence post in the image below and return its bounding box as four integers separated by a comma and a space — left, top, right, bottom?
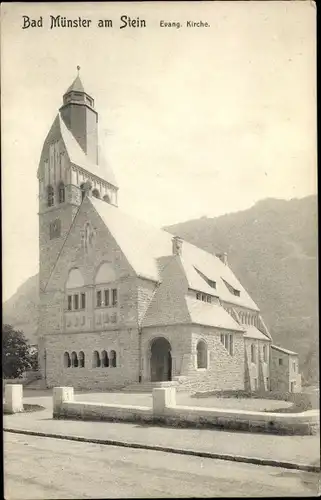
5, 384, 23, 413
53, 387, 74, 418
153, 386, 176, 416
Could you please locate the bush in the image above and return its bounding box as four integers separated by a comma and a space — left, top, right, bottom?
2, 324, 35, 378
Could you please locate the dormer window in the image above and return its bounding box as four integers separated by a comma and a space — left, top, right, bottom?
222, 278, 240, 297
194, 267, 216, 289
196, 292, 212, 303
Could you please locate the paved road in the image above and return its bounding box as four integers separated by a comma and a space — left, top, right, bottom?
4, 432, 319, 498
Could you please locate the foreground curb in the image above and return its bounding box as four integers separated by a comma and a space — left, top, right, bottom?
4, 427, 320, 473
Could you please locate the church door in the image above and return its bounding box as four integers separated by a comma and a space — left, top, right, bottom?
150, 337, 172, 382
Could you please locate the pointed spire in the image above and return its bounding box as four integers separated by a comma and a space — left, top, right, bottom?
64, 66, 85, 94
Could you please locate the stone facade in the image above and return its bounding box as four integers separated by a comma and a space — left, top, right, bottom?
244, 338, 271, 392
45, 329, 139, 390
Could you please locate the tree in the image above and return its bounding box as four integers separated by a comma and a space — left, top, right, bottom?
2, 324, 33, 378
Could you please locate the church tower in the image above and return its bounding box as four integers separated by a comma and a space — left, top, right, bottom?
59, 72, 98, 164
37, 67, 118, 293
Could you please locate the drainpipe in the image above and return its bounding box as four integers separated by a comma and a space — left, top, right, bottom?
138, 327, 142, 383
44, 348, 47, 388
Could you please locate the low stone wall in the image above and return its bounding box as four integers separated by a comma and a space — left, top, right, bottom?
192, 389, 317, 411
53, 386, 319, 435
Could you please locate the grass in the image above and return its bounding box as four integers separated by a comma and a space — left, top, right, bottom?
4, 403, 45, 415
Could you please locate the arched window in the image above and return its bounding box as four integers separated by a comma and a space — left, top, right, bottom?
93, 350, 101, 368
101, 350, 109, 368
63, 352, 71, 368
58, 182, 65, 203
251, 344, 256, 364
92, 188, 100, 199
94, 262, 116, 284
103, 194, 110, 204
80, 183, 86, 201
71, 351, 78, 368
110, 350, 117, 368
79, 351, 85, 368
47, 185, 54, 207
196, 341, 208, 369
66, 268, 85, 289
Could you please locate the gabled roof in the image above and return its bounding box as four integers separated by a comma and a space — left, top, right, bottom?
59, 115, 118, 187
91, 196, 173, 281
181, 245, 258, 310
65, 75, 85, 94
243, 325, 271, 341
271, 345, 298, 356
37, 113, 118, 188
90, 197, 260, 311
140, 251, 244, 330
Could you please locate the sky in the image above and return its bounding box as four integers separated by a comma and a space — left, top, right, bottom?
1, 1, 317, 301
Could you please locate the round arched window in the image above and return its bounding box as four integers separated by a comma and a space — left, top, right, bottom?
92, 189, 100, 199
58, 182, 65, 203
196, 341, 208, 369
71, 351, 78, 368
63, 352, 71, 368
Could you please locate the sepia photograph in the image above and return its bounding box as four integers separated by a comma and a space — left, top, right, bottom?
1, 1, 319, 498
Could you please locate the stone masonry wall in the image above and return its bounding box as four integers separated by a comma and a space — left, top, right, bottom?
187, 327, 245, 392
141, 324, 244, 392
45, 328, 140, 390
38, 198, 142, 385
244, 338, 270, 391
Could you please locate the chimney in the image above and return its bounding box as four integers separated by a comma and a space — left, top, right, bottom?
216, 252, 228, 265
172, 236, 183, 256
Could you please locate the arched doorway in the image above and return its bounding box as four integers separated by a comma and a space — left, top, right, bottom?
150, 337, 172, 382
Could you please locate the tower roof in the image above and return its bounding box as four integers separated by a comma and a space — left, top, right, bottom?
64, 75, 85, 94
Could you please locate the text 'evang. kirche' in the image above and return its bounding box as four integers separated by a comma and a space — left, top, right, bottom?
21, 15, 147, 30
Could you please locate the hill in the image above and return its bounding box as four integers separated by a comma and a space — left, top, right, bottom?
165, 196, 318, 384
3, 274, 39, 345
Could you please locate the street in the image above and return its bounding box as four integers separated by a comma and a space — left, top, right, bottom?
4, 432, 319, 498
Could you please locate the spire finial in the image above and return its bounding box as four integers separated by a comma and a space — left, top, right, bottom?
77, 65, 81, 75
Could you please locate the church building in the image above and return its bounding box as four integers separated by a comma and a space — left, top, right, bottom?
37, 71, 302, 393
